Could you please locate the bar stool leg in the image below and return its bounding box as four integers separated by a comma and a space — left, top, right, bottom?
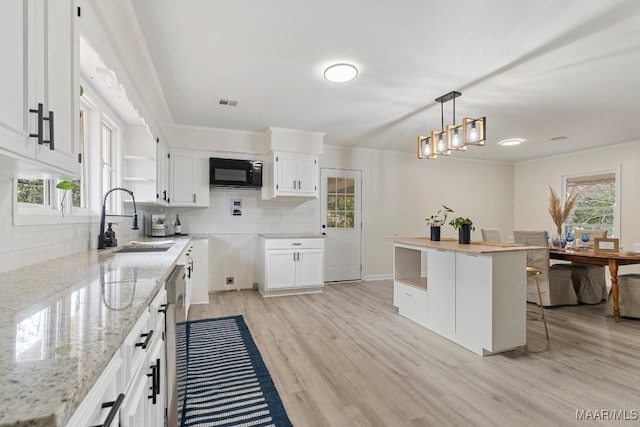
533, 274, 549, 341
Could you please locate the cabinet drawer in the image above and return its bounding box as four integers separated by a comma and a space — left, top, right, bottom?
66, 350, 123, 426
263, 238, 325, 250
122, 310, 152, 383
395, 282, 428, 326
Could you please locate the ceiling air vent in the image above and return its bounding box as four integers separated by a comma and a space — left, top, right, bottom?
219, 99, 238, 107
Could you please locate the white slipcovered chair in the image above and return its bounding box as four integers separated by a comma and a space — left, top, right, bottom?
611, 274, 640, 318
513, 230, 577, 306
481, 228, 502, 242
557, 229, 608, 304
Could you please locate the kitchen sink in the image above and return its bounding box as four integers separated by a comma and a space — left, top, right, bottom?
115, 245, 172, 253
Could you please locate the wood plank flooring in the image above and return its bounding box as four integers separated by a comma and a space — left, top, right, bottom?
188, 280, 640, 426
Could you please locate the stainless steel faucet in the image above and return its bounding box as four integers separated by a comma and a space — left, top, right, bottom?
98, 187, 139, 249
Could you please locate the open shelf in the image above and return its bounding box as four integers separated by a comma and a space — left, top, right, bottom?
396, 277, 427, 291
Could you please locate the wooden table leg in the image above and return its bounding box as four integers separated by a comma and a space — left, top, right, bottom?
608, 259, 620, 322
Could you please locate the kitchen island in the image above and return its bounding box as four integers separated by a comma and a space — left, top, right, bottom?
390, 237, 539, 356
0, 237, 192, 426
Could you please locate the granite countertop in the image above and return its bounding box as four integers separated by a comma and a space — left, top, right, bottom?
0, 237, 192, 427
259, 233, 325, 239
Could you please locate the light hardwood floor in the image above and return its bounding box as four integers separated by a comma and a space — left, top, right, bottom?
189, 280, 640, 427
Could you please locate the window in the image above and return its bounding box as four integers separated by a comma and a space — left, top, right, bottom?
101, 122, 117, 212
73, 109, 87, 209
564, 171, 617, 236
17, 179, 51, 207
326, 177, 355, 228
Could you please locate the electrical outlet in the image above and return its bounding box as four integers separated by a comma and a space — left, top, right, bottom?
226, 277, 234, 285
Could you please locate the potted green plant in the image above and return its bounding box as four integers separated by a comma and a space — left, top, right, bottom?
56, 180, 75, 217
425, 205, 453, 241
449, 216, 475, 244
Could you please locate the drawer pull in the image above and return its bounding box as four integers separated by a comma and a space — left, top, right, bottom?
147, 358, 160, 404
292, 243, 302, 246
135, 330, 154, 350
158, 304, 167, 314
404, 293, 414, 297
90, 393, 124, 427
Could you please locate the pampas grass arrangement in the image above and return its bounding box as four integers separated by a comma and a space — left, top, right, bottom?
548, 185, 577, 234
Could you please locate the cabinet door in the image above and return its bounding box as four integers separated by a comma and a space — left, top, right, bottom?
275, 152, 297, 194
427, 249, 456, 332
0, 2, 31, 159
120, 364, 150, 427
190, 239, 210, 304
296, 249, 324, 286
455, 252, 492, 352
36, 0, 78, 174
265, 250, 297, 289
169, 151, 197, 206
156, 144, 169, 205
146, 321, 166, 427
296, 154, 318, 196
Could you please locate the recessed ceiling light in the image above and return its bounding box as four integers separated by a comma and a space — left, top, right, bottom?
324, 63, 358, 83
498, 138, 524, 146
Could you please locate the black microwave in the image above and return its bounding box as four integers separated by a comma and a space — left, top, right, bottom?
210, 158, 263, 188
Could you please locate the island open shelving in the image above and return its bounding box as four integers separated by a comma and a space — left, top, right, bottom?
390, 237, 541, 356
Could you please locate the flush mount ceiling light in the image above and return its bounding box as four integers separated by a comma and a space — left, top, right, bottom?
417, 91, 486, 159
498, 138, 524, 146
324, 63, 358, 83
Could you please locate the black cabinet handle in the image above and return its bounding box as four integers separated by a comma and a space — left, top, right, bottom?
29, 103, 44, 145
89, 393, 125, 427
158, 304, 167, 314
146, 358, 160, 404
43, 110, 54, 150
163, 190, 167, 201
135, 330, 154, 349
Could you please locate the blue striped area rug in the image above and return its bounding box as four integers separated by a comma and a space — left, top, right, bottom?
177, 315, 292, 427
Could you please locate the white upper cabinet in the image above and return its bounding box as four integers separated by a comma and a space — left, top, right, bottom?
0, 0, 79, 175
167, 151, 209, 207
263, 151, 319, 199
261, 127, 323, 199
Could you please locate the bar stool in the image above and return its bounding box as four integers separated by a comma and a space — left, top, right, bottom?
526, 266, 549, 340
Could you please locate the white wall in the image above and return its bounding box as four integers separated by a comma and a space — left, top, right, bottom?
321, 145, 516, 279
514, 138, 640, 273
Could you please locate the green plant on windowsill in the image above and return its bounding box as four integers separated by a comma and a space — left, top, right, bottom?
56, 180, 75, 217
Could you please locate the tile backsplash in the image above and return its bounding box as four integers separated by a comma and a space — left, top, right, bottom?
0, 178, 145, 274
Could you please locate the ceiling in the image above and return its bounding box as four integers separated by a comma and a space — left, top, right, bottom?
123, 0, 640, 162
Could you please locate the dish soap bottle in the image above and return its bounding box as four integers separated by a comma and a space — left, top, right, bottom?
174, 214, 181, 235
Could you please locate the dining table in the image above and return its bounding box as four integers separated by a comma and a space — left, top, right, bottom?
549, 248, 640, 322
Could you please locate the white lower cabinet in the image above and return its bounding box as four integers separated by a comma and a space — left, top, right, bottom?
259, 237, 325, 296
65, 350, 124, 426
426, 248, 456, 333
67, 286, 167, 426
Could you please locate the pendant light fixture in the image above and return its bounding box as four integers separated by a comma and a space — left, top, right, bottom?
417, 91, 486, 159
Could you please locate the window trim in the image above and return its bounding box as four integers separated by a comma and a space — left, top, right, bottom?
561, 166, 620, 237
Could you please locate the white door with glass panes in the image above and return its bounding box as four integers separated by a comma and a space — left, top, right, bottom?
320, 169, 362, 282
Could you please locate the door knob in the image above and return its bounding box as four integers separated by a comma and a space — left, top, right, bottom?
322, 232, 326, 236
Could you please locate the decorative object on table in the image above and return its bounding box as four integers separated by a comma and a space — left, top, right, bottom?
547, 185, 577, 248
177, 315, 292, 427
565, 232, 574, 248
174, 213, 181, 234
425, 204, 453, 241
594, 237, 619, 253
417, 90, 486, 159
449, 216, 475, 244
55, 180, 74, 217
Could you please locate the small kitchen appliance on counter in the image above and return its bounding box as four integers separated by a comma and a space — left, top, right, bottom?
146, 214, 170, 236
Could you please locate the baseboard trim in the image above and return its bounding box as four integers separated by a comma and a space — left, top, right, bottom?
363, 273, 393, 281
